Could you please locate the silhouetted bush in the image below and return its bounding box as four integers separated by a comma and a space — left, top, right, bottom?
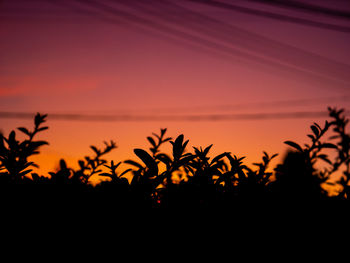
1, 107, 350, 208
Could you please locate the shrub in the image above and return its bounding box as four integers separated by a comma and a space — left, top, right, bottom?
0, 107, 349, 207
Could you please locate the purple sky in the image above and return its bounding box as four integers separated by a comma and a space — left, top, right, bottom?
1, 0, 350, 179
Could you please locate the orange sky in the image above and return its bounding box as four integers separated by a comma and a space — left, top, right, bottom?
1, 0, 350, 184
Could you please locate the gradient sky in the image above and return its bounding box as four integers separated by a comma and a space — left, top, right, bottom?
1, 0, 350, 183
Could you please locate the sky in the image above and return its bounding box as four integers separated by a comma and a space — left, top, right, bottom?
1, 0, 350, 183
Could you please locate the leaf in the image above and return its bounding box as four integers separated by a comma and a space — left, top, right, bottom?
177, 155, 196, 168
17, 127, 31, 136
31, 163, 39, 168
90, 145, 101, 155
9, 130, 16, 143
112, 161, 122, 170
19, 169, 32, 176
203, 144, 213, 156
31, 173, 40, 181
307, 134, 315, 141
321, 143, 338, 149
163, 137, 172, 143
124, 160, 144, 170
91, 169, 102, 175
119, 169, 132, 177
181, 153, 192, 158
34, 113, 47, 127
0, 134, 4, 149
130, 170, 141, 185
325, 120, 330, 129
271, 153, 278, 159
31, 141, 49, 148
134, 149, 158, 175
99, 173, 112, 177
238, 156, 246, 162
156, 153, 172, 167
48, 172, 56, 177
78, 160, 85, 169
152, 132, 160, 140
174, 134, 184, 150
22, 161, 35, 169
180, 140, 189, 157
263, 155, 268, 164
284, 141, 303, 152
211, 152, 230, 165
193, 146, 201, 156
175, 134, 184, 146
37, 126, 49, 132
313, 122, 321, 130
171, 134, 185, 159
310, 125, 319, 137
328, 135, 339, 140
226, 153, 244, 169
317, 154, 332, 165
147, 136, 157, 147
160, 128, 167, 137
59, 159, 68, 170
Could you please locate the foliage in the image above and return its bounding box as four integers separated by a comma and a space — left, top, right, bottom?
0, 113, 48, 182
1, 107, 350, 207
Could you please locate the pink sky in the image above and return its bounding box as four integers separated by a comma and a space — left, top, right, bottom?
1, 0, 350, 183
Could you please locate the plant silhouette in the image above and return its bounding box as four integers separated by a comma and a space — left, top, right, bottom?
1, 107, 350, 208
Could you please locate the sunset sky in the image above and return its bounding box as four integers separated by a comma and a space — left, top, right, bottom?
1, 0, 350, 183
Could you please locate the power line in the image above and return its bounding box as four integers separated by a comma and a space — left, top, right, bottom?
128, 95, 350, 114
188, 0, 350, 33
4, 0, 350, 87
0, 110, 342, 122
247, 0, 350, 19
125, 0, 350, 86
66, 0, 350, 89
